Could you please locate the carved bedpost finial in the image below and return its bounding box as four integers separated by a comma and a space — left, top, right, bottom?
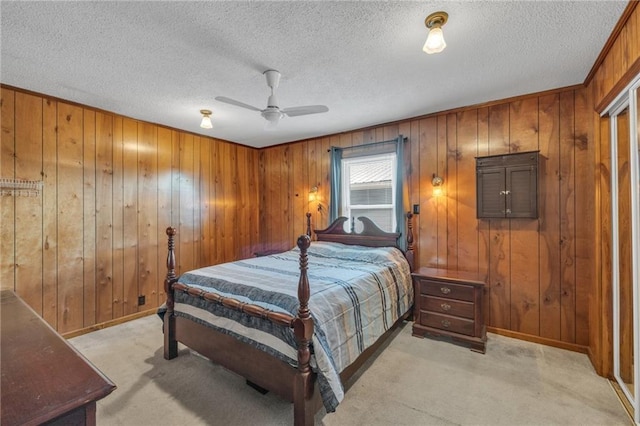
406, 212, 414, 250
164, 227, 178, 359
294, 234, 314, 381
306, 212, 312, 238
296, 234, 311, 317
405, 212, 415, 271
165, 227, 177, 310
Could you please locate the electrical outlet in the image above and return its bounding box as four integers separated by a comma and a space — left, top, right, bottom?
138, 295, 145, 306
413, 204, 420, 214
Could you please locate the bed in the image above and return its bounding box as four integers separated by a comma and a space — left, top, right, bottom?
161, 214, 416, 425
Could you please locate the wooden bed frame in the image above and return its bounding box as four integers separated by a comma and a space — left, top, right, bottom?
163, 213, 415, 425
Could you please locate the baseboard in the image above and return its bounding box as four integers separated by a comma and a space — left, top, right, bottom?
62, 308, 158, 339
486, 326, 589, 354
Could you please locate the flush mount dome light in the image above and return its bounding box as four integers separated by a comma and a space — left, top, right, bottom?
200, 109, 213, 129
423, 11, 448, 54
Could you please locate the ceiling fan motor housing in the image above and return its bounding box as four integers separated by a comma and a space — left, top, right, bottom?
262, 108, 284, 122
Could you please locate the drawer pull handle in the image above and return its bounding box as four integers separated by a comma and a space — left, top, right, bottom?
440, 303, 451, 311
441, 319, 451, 328
440, 286, 451, 295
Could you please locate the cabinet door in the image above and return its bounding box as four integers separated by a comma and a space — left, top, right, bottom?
506, 165, 537, 218
476, 167, 505, 218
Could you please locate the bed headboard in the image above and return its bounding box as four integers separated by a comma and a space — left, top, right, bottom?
313, 214, 415, 270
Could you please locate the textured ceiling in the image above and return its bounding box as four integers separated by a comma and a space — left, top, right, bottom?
1, 1, 627, 148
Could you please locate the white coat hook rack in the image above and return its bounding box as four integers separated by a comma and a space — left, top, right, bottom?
0, 178, 43, 197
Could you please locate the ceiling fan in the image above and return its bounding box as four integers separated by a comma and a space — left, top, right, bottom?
215, 70, 329, 128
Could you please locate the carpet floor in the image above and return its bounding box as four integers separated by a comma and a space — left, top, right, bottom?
69, 314, 631, 425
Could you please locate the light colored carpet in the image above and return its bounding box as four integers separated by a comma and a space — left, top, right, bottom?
70, 314, 630, 426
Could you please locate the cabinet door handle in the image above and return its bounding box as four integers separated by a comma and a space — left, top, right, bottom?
441, 319, 451, 328
440, 303, 451, 311
440, 286, 451, 295
500, 190, 511, 195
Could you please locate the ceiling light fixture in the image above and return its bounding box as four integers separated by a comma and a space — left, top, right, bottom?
200, 109, 213, 129
423, 11, 448, 54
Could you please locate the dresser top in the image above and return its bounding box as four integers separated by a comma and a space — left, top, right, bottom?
413, 267, 486, 286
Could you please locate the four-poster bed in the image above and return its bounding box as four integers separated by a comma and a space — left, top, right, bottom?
161, 214, 415, 425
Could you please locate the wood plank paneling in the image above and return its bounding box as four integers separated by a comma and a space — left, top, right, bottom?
254, 83, 597, 349
559, 91, 577, 343
192, 137, 202, 267
446, 114, 458, 271
138, 122, 158, 311
225, 143, 238, 259
122, 118, 138, 316
156, 127, 172, 307
111, 117, 125, 318
200, 137, 212, 266
538, 94, 561, 341
436, 115, 448, 269
1, 88, 15, 293
42, 98, 58, 328
1, 87, 262, 335
95, 112, 114, 323
419, 117, 438, 268
409, 121, 421, 262
291, 142, 306, 240
14, 93, 43, 313
508, 98, 540, 336
487, 103, 511, 330
456, 110, 478, 273
179, 133, 195, 273
1, 80, 599, 350
82, 109, 96, 326
573, 87, 593, 347
56, 103, 84, 334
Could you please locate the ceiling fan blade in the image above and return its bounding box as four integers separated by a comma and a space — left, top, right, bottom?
215, 96, 262, 112
281, 105, 329, 117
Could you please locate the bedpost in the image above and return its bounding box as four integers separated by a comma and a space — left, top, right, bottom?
405, 212, 415, 271
293, 234, 315, 425
164, 227, 178, 360
306, 212, 312, 237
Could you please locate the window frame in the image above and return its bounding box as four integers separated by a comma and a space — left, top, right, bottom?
340, 152, 398, 233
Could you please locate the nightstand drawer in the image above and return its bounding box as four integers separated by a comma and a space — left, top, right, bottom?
420, 311, 475, 336
421, 295, 474, 319
418, 279, 474, 302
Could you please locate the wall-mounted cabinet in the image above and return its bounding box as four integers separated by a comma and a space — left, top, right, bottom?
476, 151, 539, 219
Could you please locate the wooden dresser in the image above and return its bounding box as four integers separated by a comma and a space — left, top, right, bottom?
412, 267, 487, 353
1, 290, 116, 426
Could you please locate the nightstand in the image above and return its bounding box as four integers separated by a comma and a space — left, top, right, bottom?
412, 267, 487, 353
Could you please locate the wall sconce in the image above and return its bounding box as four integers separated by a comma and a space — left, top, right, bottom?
308, 185, 318, 202
200, 109, 213, 129
423, 11, 448, 54
308, 185, 322, 212
432, 173, 444, 196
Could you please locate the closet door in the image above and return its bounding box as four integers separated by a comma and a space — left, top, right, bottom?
609, 75, 640, 424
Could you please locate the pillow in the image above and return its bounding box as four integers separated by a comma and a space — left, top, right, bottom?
302, 241, 404, 265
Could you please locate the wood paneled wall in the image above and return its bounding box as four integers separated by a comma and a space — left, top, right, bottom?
260, 86, 595, 348
0, 88, 260, 334
587, 1, 640, 377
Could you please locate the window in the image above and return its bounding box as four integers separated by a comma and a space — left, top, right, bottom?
340, 153, 397, 232
329, 135, 406, 249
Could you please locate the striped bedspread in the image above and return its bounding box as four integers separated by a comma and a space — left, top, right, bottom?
172, 241, 413, 412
